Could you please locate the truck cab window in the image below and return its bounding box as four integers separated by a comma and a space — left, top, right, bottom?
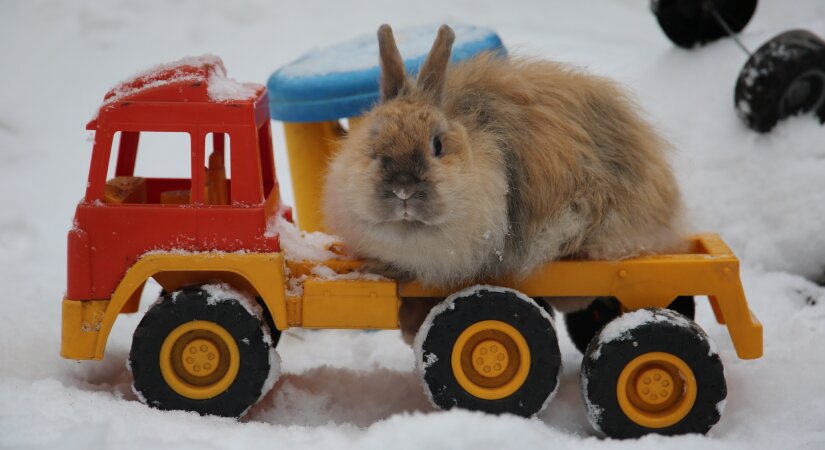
204, 132, 232, 206
104, 131, 194, 205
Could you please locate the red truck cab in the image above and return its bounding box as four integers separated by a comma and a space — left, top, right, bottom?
69, 56, 283, 304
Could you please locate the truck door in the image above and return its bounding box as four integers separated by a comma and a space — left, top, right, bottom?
195, 130, 276, 252
79, 129, 200, 298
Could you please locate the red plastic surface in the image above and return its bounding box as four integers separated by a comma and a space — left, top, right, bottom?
68, 56, 282, 300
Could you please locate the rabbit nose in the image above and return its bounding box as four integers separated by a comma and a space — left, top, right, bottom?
388, 172, 420, 200
393, 187, 414, 200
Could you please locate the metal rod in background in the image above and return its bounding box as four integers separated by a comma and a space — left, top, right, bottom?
707, 2, 753, 56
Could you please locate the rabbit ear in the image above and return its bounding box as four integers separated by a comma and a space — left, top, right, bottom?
378, 24, 407, 101
417, 25, 455, 104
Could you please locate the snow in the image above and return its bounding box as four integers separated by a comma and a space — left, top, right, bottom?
589, 309, 718, 361
2, 1, 825, 449
110, 54, 224, 92
581, 375, 604, 434
200, 282, 267, 332
267, 216, 384, 296
266, 213, 343, 262
596, 310, 689, 353
285, 263, 388, 297
716, 399, 727, 418
310, 264, 387, 282
96, 54, 220, 113
255, 346, 282, 418
93, 54, 260, 118
206, 70, 260, 103
412, 287, 462, 408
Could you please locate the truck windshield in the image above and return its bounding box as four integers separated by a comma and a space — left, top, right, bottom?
103, 130, 195, 205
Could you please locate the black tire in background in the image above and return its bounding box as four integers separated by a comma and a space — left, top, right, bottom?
564, 296, 696, 354
416, 287, 561, 417
564, 297, 622, 354
130, 286, 275, 417
651, 0, 757, 48
581, 308, 726, 438
735, 29, 825, 132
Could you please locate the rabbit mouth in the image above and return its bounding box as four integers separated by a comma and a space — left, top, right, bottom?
393, 202, 431, 224
371, 184, 445, 227
379, 198, 438, 226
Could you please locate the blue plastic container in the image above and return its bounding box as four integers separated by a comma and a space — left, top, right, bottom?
268, 24, 505, 123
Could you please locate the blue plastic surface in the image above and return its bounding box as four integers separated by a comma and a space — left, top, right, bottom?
268, 24, 505, 123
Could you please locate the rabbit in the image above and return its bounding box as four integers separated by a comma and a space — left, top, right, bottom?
322, 25, 686, 339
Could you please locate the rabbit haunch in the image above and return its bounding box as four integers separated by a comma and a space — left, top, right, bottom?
322, 25, 685, 290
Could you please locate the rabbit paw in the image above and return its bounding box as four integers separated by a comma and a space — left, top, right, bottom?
360, 259, 415, 282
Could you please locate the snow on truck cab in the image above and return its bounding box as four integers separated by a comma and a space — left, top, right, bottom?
62, 54, 762, 439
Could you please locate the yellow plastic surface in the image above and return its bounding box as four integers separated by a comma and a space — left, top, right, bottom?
616, 352, 697, 429
103, 176, 146, 204
399, 234, 763, 360
286, 258, 362, 278
451, 320, 531, 400
283, 121, 344, 232
159, 320, 240, 400
61, 298, 108, 359
300, 279, 399, 329
63, 234, 762, 363
62, 252, 289, 360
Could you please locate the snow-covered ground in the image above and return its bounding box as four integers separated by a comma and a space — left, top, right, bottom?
2, 0, 824, 448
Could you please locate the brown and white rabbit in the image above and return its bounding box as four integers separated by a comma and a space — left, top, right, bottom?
322, 25, 685, 335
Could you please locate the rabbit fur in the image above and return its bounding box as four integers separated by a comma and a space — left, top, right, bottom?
322, 25, 686, 327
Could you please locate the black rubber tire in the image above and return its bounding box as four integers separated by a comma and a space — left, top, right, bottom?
565, 296, 696, 354
668, 295, 696, 319
157, 292, 282, 347
130, 286, 274, 417
256, 296, 282, 348
581, 308, 726, 438
417, 288, 561, 417
564, 297, 622, 355
651, 0, 757, 48
535, 297, 556, 319
735, 29, 825, 132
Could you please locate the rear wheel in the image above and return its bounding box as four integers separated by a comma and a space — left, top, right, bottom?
651, 0, 757, 48
416, 286, 561, 417
581, 308, 726, 438
130, 285, 279, 417
564, 296, 695, 354
735, 29, 825, 132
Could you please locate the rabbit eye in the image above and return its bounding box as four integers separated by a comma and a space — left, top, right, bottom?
432, 136, 443, 157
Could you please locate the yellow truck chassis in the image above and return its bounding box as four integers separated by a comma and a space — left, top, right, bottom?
62, 233, 761, 361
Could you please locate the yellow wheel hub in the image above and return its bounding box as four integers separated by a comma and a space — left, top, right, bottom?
451, 320, 531, 400
180, 338, 221, 378
159, 321, 240, 400
617, 352, 697, 428
471, 339, 510, 378
634, 367, 675, 406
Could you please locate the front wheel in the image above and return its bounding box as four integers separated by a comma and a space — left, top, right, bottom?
581, 308, 726, 438
129, 284, 280, 417
415, 286, 561, 417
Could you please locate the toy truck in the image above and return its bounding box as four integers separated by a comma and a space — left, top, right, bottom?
61, 56, 762, 439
